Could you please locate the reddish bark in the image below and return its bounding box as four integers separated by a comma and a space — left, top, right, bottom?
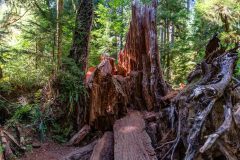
87, 0, 168, 131
118, 0, 168, 110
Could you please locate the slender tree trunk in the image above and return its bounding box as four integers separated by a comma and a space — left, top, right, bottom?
71, 0, 77, 13
171, 22, 174, 44
69, 0, 93, 73
120, 4, 124, 50
166, 20, 170, 81
52, 35, 55, 66
187, 0, 190, 11
56, 0, 63, 69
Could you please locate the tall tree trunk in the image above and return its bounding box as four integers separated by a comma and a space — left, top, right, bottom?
69, 0, 93, 129
166, 20, 170, 81
187, 0, 190, 11
69, 0, 93, 73
120, 4, 124, 50
56, 0, 63, 69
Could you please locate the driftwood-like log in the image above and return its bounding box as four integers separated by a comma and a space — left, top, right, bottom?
90, 132, 114, 160
154, 34, 239, 160
184, 52, 237, 160
67, 125, 91, 146
199, 94, 233, 153
233, 103, 240, 128
113, 111, 157, 160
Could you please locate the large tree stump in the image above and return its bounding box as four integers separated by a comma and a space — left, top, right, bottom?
113, 111, 157, 160
87, 0, 167, 131
118, 0, 168, 110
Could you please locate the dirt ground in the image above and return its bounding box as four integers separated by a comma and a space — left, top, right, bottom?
19, 141, 78, 160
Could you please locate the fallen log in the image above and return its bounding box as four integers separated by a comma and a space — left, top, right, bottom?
67, 125, 91, 146
90, 132, 114, 160
113, 111, 157, 160
63, 140, 97, 160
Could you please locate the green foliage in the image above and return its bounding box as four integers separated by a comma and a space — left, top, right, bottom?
51, 123, 73, 143
89, 0, 130, 66
10, 104, 32, 123
194, 0, 240, 48
5, 102, 49, 142
58, 58, 86, 113
0, 144, 3, 154
0, 54, 52, 91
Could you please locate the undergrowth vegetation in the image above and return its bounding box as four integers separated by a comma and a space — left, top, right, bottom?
0, 57, 85, 143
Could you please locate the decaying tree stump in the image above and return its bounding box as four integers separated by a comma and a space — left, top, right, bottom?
87, 0, 168, 131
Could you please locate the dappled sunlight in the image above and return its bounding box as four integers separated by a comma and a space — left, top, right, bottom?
119, 125, 138, 133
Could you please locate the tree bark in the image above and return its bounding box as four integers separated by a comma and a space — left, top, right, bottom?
87, 0, 168, 131
69, 0, 93, 72
68, 0, 93, 130
156, 35, 239, 159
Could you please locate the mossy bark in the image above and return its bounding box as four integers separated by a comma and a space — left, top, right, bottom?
69, 0, 93, 129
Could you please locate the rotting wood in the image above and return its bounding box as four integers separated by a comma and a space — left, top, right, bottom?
113, 111, 157, 160
87, 0, 168, 131
67, 125, 91, 146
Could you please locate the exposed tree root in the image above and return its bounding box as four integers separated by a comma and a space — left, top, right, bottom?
164, 42, 239, 159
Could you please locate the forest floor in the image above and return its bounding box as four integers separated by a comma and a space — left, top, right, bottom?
19, 141, 77, 160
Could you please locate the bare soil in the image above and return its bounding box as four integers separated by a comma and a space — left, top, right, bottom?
19, 141, 78, 160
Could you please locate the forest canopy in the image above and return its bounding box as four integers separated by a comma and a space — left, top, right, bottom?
0, 0, 239, 87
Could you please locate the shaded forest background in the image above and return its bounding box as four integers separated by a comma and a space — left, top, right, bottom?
0, 0, 239, 149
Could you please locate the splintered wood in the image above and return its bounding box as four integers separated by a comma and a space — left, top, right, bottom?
87, 0, 167, 131
113, 111, 157, 160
